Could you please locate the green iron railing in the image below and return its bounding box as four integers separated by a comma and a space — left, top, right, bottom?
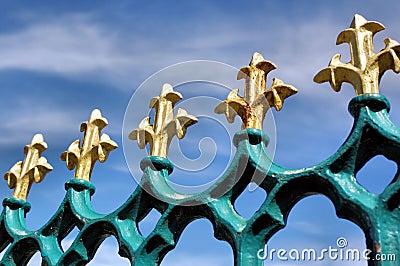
1, 14, 400, 265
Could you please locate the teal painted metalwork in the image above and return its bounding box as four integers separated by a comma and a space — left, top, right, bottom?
0, 93, 399, 265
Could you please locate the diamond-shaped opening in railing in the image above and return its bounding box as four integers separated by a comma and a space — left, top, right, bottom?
138, 208, 162, 238
355, 155, 398, 194
61, 226, 80, 252
267, 195, 367, 265
233, 182, 267, 219
161, 218, 233, 265
26, 251, 41, 265
87, 236, 130, 265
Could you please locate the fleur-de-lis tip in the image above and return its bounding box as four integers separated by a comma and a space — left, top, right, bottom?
350, 14, 384, 33
61, 109, 117, 181
238, 52, 276, 80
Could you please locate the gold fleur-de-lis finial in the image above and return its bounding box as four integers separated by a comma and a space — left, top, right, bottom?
129, 83, 198, 158
61, 109, 118, 181
215, 52, 297, 130
4, 134, 53, 200
314, 14, 400, 95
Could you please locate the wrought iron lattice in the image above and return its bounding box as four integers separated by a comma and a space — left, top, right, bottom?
1, 14, 400, 265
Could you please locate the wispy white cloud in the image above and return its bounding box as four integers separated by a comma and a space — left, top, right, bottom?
0, 106, 82, 145
0, 11, 355, 93
0, 15, 129, 71
2, 9, 400, 98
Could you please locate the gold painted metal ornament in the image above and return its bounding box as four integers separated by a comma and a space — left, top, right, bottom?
61, 109, 118, 181
129, 83, 198, 158
215, 52, 297, 130
314, 14, 400, 95
4, 134, 53, 200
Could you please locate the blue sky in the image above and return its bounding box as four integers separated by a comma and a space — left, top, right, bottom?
1, 1, 400, 265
